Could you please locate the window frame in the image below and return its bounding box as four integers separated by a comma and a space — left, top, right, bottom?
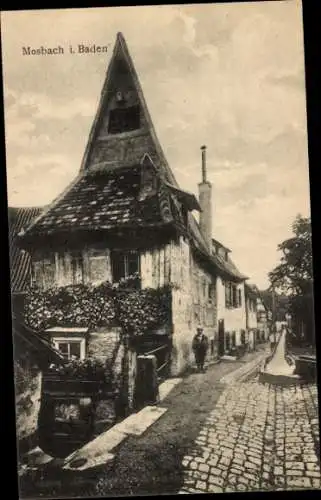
111, 250, 140, 283
52, 336, 86, 360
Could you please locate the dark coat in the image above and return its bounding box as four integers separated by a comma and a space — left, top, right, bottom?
192, 333, 209, 354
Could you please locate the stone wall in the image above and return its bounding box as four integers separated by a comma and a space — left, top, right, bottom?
14, 360, 42, 450
87, 327, 121, 362
170, 236, 217, 375
88, 327, 122, 429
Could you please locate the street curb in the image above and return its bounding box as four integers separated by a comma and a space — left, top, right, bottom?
219, 351, 269, 384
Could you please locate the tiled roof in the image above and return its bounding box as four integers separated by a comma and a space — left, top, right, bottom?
20, 165, 183, 238
13, 314, 65, 365
188, 214, 247, 282
212, 237, 231, 253
8, 207, 43, 292
213, 253, 248, 281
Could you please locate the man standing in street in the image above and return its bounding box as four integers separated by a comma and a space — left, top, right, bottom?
192, 327, 209, 372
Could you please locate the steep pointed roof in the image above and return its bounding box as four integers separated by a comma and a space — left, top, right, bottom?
18, 33, 248, 283
20, 33, 186, 242
80, 32, 178, 186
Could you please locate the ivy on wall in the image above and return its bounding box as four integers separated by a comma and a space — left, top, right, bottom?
24, 275, 172, 338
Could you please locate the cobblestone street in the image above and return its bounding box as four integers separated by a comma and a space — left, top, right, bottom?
180, 378, 320, 493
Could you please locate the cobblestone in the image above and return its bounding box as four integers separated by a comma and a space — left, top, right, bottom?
179, 374, 320, 493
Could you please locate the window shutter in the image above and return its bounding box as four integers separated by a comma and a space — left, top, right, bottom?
43, 254, 56, 289
89, 252, 109, 284
32, 261, 44, 288
225, 283, 229, 307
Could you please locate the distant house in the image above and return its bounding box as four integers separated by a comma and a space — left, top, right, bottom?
16, 32, 252, 377
245, 283, 258, 347
245, 283, 271, 344
211, 238, 248, 355
257, 294, 271, 339
8, 206, 44, 316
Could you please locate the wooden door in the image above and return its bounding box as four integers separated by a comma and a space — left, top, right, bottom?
218, 319, 225, 357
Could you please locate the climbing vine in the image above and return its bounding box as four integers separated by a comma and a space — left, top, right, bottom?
24, 276, 172, 338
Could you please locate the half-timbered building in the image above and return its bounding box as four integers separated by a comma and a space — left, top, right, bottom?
17, 32, 252, 377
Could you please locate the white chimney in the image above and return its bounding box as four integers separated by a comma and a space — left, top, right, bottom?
198, 145, 212, 251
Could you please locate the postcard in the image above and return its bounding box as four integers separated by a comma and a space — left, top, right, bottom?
1, 1, 319, 498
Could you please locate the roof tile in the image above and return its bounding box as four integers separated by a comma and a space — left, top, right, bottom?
22, 165, 179, 238
8, 207, 44, 292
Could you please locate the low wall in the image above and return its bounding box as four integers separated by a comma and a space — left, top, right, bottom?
15, 361, 42, 454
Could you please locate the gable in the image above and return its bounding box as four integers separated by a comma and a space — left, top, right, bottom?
80, 33, 176, 186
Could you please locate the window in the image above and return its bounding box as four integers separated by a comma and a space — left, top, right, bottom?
225, 282, 240, 308
57, 341, 81, 359
71, 252, 84, 285
238, 289, 242, 307
108, 105, 140, 134
225, 282, 231, 308
53, 338, 86, 360
32, 254, 55, 289
208, 283, 215, 302
111, 250, 140, 282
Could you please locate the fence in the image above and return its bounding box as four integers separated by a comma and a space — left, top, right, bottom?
143, 343, 171, 380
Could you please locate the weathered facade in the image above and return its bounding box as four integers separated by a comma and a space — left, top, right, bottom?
17, 32, 254, 378
257, 294, 271, 340
13, 315, 65, 461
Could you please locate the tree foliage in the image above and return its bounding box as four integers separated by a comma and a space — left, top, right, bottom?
269, 215, 313, 295
268, 214, 314, 341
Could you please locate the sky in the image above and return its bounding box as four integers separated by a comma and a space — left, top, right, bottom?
1, 1, 310, 289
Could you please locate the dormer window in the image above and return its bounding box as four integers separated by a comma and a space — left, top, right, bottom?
108, 105, 140, 134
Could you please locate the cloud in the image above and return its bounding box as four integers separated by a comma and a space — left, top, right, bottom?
265, 68, 306, 91
7, 153, 77, 206
4, 87, 97, 121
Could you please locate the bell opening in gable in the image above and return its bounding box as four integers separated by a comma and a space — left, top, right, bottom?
106, 56, 141, 134
108, 104, 140, 134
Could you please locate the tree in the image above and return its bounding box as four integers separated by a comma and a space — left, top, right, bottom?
259, 289, 289, 322
268, 214, 314, 343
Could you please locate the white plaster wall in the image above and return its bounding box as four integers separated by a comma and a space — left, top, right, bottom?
247, 299, 258, 330
216, 278, 247, 332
